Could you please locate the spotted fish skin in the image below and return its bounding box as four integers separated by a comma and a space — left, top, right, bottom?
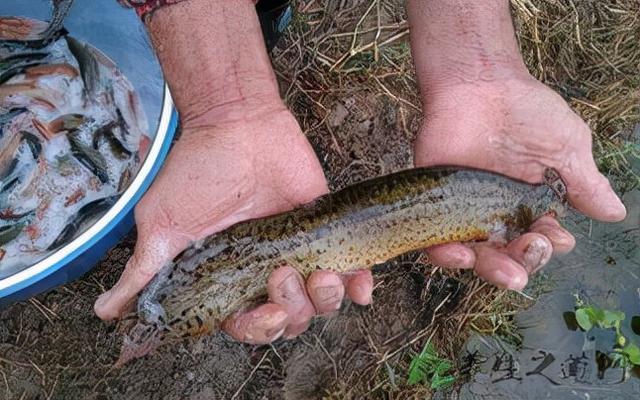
119, 166, 567, 365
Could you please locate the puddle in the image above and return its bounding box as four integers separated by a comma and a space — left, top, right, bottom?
458, 186, 640, 399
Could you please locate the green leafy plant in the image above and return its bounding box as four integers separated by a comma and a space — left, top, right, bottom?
574, 301, 624, 334
611, 342, 640, 369
407, 341, 456, 390
574, 294, 640, 369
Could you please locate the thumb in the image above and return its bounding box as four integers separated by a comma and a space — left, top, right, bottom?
94, 232, 181, 321
561, 154, 626, 222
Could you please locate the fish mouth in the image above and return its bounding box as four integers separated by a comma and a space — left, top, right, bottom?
550, 199, 568, 219
544, 209, 561, 219
537, 200, 568, 222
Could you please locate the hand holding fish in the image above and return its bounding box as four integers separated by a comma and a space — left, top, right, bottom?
93, 103, 377, 343
414, 76, 626, 289
407, 0, 626, 289
94, 0, 626, 352
94, 0, 376, 344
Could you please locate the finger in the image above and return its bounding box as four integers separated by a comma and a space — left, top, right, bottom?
222, 303, 288, 345
530, 216, 575, 254
267, 266, 315, 337
561, 155, 626, 222
283, 320, 311, 340
425, 243, 476, 269
94, 235, 174, 321
474, 246, 529, 290
342, 270, 373, 305
307, 271, 345, 315
505, 232, 553, 274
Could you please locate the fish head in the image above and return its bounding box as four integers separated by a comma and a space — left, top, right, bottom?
518, 168, 568, 225
538, 167, 568, 219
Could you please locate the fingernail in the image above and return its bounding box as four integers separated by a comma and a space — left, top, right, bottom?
244, 311, 287, 343
508, 273, 526, 290
265, 326, 286, 340
523, 238, 551, 273
283, 321, 311, 339
451, 249, 473, 268
605, 196, 627, 220
315, 286, 341, 308
95, 290, 112, 312
324, 310, 340, 318
257, 310, 288, 327
491, 270, 511, 289
278, 274, 303, 302
283, 333, 297, 340
358, 283, 373, 304
548, 230, 575, 254
492, 270, 525, 291
548, 228, 572, 244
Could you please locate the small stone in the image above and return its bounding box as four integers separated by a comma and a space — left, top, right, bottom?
185, 371, 195, 381
329, 102, 349, 127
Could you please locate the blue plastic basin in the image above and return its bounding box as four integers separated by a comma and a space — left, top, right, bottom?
0, 0, 176, 307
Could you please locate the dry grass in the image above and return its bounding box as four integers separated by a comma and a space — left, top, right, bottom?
328, 268, 534, 399
272, 0, 419, 190
268, 0, 640, 398
512, 0, 640, 191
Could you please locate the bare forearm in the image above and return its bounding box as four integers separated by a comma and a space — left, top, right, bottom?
145, 0, 282, 127
406, 0, 529, 105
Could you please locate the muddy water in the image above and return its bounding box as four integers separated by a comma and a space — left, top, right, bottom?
459, 182, 639, 398
0, 0, 163, 138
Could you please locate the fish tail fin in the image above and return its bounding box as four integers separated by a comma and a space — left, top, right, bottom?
115, 320, 164, 368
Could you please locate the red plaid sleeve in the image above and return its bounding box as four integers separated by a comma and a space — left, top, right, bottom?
118, 0, 188, 19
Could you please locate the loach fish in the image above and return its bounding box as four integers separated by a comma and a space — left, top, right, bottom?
117, 166, 569, 365
18, 0, 74, 48
47, 196, 117, 251
65, 36, 100, 97
0, 52, 49, 84
0, 1, 73, 49
0, 130, 42, 181
0, 209, 32, 246
68, 130, 110, 184
0, 107, 28, 130
92, 121, 133, 160
0, 222, 26, 246
0, 16, 149, 274
36, 0, 75, 47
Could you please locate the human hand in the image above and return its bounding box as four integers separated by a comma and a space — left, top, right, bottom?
93, 105, 373, 344
415, 75, 626, 289
93, 0, 376, 345
405, 0, 626, 290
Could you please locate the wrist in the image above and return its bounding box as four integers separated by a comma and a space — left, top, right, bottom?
418, 45, 530, 100
176, 90, 287, 131
407, 0, 530, 106
421, 46, 529, 88
145, 0, 282, 127
179, 102, 297, 143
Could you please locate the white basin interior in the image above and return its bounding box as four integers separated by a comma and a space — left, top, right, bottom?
0, 86, 174, 292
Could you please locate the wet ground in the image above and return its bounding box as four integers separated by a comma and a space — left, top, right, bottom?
459, 185, 640, 399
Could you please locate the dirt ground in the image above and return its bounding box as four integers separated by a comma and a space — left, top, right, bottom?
1, 0, 638, 399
